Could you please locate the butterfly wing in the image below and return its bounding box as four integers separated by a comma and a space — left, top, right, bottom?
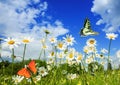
17, 68, 31, 78
28, 60, 37, 74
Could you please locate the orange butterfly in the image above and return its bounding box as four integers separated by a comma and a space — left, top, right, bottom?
17, 60, 37, 78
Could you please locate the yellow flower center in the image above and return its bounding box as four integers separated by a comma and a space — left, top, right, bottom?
23, 39, 30, 43
41, 70, 45, 74
109, 35, 114, 39
68, 52, 74, 58
89, 40, 95, 44
77, 54, 82, 60
51, 38, 55, 42
58, 43, 63, 48
43, 45, 47, 49
67, 38, 71, 42
8, 40, 15, 45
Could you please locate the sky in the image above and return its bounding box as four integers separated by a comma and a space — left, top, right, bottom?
0, 0, 120, 65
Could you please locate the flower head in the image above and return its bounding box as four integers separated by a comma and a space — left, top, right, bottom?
66, 73, 77, 80
44, 29, 50, 35
49, 37, 57, 44
57, 52, 65, 59
38, 67, 48, 77
12, 75, 24, 84
86, 38, 96, 46
63, 34, 75, 46
57, 41, 66, 50
67, 49, 75, 60
22, 37, 34, 44
75, 53, 82, 63
116, 50, 120, 58
106, 33, 118, 40
4, 37, 20, 49
101, 48, 108, 54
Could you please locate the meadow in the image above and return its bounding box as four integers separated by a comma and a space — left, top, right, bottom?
0, 31, 120, 85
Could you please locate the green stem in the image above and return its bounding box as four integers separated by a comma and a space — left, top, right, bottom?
22, 44, 27, 66
30, 77, 35, 85
38, 49, 43, 60
44, 49, 46, 61
108, 39, 112, 63
11, 48, 14, 75
107, 39, 112, 70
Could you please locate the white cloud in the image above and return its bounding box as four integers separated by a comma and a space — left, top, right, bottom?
91, 0, 120, 33
0, 0, 69, 61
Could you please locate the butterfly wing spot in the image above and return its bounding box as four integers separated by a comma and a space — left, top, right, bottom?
17, 68, 31, 78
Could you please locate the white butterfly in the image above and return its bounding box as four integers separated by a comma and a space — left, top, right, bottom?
80, 18, 99, 37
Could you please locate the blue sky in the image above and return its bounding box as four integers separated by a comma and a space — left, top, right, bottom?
0, 0, 120, 64
44, 0, 120, 53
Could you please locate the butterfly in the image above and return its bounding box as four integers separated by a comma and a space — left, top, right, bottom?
17, 60, 37, 78
80, 18, 99, 37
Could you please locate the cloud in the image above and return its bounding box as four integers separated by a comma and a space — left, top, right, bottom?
91, 0, 120, 33
0, 0, 69, 60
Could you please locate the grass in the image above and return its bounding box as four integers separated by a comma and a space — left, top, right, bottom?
0, 60, 120, 85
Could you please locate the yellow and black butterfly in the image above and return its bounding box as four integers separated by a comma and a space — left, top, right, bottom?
80, 18, 99, 37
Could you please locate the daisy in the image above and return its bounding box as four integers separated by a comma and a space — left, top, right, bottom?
101, 48, 108, 54
12, 75, 24, 85
57, 52, 65, 59
57, 41, 66, 50
63, 34, 75, 46
116, 50, 120, 58
49, 51, 55, 57
66, 73, 77, 80
67, 50, 75, 60
42, 44, 48, 50
86, 38, 96, 46
33, 75, 41, 83
49, 37, 57, 44
76, 53, 82, 63
38, 67, 48, 77
47, 58, 55, 64
4, 37, 20, 49
44, 29, 50, 35
85, 58, 93, 64
106, 33, 118, 40
22, 37, 34, 44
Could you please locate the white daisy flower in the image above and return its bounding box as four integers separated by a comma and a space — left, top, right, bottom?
106, 33, 118, 40
75, 53, 82, 63
63, 34, 75, 46
57, 52, 65, 59
12, 75, 24, 84
85, 58, 93, 64
49, 37, 57, 44
101, 48, 108, 54
67, 50, 75, 60
116, 50, 120, 58
86, 38, 96, 46
66, 73, 77, 80
22, 37, 34, 44
49, 51, 55, 57
57, 41, 66, 50
38, 67, 48, 77
4, 37, 20, 49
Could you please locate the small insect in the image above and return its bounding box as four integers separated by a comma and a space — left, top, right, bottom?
80, 18, 99, 37
17, 60, 37, 78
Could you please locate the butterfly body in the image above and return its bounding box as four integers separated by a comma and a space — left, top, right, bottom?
17, 60, 37, 78
80, 18, 99, 37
